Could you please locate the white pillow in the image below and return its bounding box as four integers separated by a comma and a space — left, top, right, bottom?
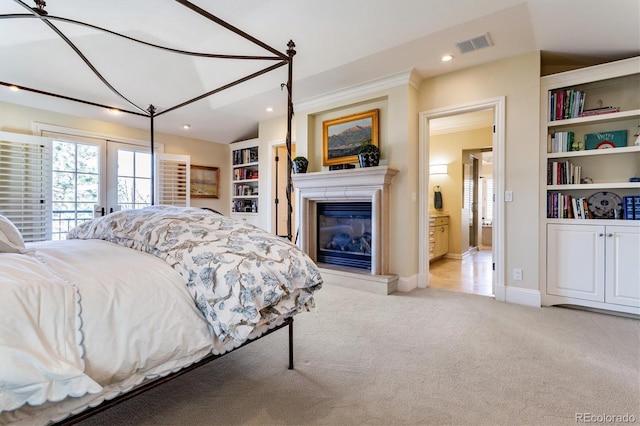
0, 214, 25, 253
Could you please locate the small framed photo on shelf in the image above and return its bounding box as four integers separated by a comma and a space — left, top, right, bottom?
190, 165, 220, 199
322, 109, 379, 166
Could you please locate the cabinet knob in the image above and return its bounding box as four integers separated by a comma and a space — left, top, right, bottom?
607, 233, 613, 237
598, 233, 604, 237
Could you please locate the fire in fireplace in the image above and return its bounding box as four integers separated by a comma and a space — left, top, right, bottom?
317, 202, 372, 270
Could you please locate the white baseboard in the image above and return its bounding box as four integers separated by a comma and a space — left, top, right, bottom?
505, 286, 541, 308
397, 274, 418, 292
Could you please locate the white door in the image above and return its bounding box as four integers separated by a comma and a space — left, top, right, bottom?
547, 224, 605, 302
49, 136, 153, 239
49, 135, 107, 240
107, 142, 152, 213
605, 226, 640, 307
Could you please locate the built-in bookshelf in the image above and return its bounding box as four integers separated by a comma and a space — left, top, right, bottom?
542, 58, 640, 222
539, 56, 640, 315
230, 139, 259, 226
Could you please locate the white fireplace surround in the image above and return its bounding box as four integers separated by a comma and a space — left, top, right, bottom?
292, 166, 398, 278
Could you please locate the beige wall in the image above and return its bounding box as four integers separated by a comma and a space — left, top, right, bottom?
419, 51, 541, 291
0, 101, 230, 214
266, 52, 541, 291
294, 82, 419, 280
1, 49, 543, 293
430, 127, 493, 255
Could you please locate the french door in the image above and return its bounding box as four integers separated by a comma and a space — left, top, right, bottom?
46, 132, 153, 240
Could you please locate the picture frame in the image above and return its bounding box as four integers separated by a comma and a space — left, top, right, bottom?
323, 109, 379, 166
190, 165, 220, 199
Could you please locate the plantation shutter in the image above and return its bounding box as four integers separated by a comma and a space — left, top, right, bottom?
155, 153, 190, 207
0, 131, 52, 242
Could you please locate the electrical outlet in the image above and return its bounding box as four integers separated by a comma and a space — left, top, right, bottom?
513, 268, 523, 281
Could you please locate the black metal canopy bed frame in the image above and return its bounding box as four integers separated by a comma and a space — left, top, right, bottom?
0, 0, 296, 241
0, 1, 302, 424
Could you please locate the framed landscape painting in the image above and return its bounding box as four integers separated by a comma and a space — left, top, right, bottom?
323, 109, 379, 166
190, 165, 219, 198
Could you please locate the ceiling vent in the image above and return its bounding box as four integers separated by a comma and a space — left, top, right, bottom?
456, 33, 493, 54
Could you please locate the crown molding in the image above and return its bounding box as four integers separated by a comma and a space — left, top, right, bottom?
296, 69, 422, 112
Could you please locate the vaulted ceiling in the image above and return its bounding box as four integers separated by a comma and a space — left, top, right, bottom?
1, 0, 639, 143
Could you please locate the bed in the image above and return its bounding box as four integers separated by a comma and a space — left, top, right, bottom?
0, 206, 322, 425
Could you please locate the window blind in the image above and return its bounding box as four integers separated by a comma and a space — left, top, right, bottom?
155, 153, 190, 207
0, 132, 52, 242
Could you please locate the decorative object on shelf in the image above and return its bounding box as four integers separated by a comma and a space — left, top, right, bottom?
292, 156, 308, 173
580, 177, 593, 184
190, 165, 220, 199
322, 109, 379, 166
587, 191, 622, 219
634, 125, 640, 146
570, 140, 584, 151
585, 130, 627, 150
357, 141, 380, 167
329, 163, 355, 170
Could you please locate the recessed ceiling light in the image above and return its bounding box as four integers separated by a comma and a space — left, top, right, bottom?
108, 108, 121, 114
266, 107, 274, 112
441, 54, 454, 62
182, 124, 191, 130
9, 85, 19, 91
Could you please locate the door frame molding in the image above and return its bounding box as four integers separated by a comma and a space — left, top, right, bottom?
418, 96, 506, 301
267, 138, 295, 236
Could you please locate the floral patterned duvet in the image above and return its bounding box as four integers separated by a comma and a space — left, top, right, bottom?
68, 206, 322, 343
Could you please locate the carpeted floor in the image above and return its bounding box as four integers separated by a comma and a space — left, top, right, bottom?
79, 284, 640, 426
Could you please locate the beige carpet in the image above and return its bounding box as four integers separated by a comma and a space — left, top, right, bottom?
78, 284, 640, 426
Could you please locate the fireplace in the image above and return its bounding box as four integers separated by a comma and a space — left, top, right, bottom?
317, 202, 372, 270
292, 166, 399, 294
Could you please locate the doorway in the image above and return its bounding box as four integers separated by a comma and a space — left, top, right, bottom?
270, 142, 295, 238
418, 97, 506, 302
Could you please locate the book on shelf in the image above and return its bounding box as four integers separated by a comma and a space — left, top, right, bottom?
547, 160, 581, 185
623, 196, 634, 220
635, 196, 640, 220
549, 131, 575, 153
549, 89, 585, 121
547, 193, 592, 219
579, 106, 620, 117
584, 130, 627, 150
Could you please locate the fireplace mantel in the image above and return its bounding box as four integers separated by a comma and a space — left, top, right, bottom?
292, 166, 398, 294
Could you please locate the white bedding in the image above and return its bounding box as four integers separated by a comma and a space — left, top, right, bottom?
1, 239, 215, 425
0, 207, 322, 425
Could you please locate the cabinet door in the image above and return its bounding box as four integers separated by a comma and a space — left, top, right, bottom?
605, 226, 640, 307
547, 224, 605, 302
436, 225, 449, 257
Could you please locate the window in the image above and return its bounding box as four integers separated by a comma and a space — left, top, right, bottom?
0, 127, 189, 242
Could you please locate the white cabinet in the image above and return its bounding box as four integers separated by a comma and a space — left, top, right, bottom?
547, 224, 640, 309
540, 57, 640, 315
604, 226, 640, 307
230, 139, 260, 227
429, 216, 449, 261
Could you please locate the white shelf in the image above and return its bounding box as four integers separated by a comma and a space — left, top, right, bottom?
232, 195, 258, 199
547, 182, 640, 190
546, 109, 640, 127
233, 161, 258, 168
232, 178, 259, 184
547, 145, 640, 159
546, 218, 640, 226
